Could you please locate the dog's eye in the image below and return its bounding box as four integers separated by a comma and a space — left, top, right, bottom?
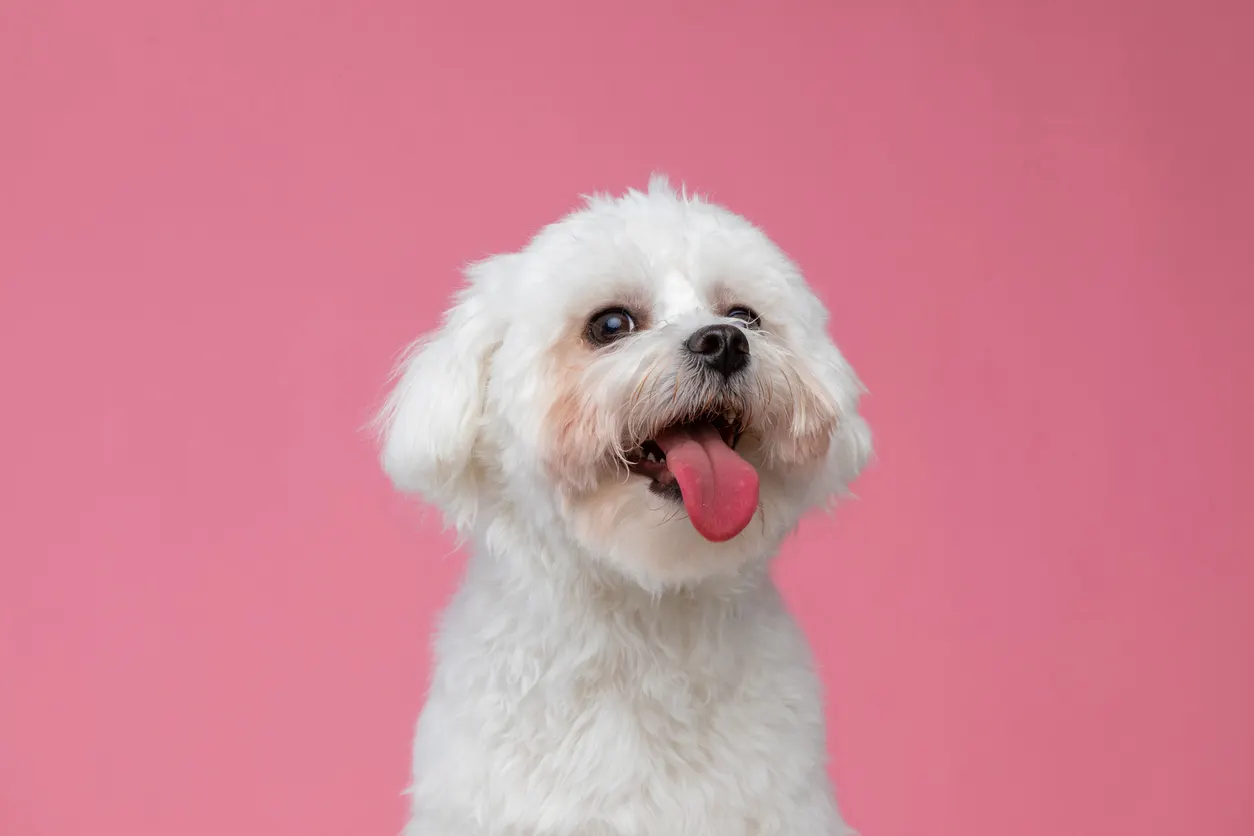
587, 308, 636, 345
726, 307, 761, 328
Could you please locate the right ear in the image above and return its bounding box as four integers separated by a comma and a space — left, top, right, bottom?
376, 263, 502, 530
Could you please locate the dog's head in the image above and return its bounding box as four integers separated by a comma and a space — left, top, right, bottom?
378, 177, 870, 589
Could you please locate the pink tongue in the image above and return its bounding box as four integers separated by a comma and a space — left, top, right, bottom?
654, 423, 760, 542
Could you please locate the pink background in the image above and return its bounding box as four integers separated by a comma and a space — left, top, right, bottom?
2, 1, 1252, 834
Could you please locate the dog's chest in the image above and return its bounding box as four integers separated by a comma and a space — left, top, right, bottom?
411, 599, 841, 835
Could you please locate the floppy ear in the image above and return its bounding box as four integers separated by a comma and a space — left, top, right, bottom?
812, 337, 874, 501
829, 404, 872, 493
376, 268, 501, 530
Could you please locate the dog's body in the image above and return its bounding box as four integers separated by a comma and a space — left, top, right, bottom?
406, 548, 842, 836
378, 178, 869, 835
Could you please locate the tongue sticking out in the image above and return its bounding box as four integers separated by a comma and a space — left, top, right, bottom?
654, 423, 760, 542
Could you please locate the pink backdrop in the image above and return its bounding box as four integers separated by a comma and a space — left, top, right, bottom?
2, 2, 1251, 834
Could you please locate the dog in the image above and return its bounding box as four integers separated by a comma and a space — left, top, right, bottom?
376, 176, 871, 835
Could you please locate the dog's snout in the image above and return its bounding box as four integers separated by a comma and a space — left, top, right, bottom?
686, 324, 750, 377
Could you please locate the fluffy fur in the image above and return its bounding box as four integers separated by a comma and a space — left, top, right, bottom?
377, 176, 871, 835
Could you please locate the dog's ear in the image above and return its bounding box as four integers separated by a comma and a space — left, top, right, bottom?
812, 337, 873, 502
376, 259, 506, 530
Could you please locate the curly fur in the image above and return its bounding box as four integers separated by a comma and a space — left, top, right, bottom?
376, 176, 871, 835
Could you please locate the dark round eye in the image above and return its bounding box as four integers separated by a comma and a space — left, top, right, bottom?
587, 308, 636, 345
726, 306, 761, 328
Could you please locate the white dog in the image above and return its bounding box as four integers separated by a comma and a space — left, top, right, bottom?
377, 176, 871, 836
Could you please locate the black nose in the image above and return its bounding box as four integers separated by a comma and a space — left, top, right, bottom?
686, 324, 750, 377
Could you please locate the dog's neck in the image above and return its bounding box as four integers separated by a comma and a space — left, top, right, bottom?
431, 505, 792, 712
462, 505, 774, 620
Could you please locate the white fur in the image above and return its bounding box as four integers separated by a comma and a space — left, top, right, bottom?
377, 176, 871, 835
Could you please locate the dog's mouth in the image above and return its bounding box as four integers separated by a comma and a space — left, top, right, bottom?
625, 410, 743, 490
623, 409, 759, 543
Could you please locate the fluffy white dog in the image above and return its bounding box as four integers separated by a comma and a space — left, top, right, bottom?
377, 176, 871, 836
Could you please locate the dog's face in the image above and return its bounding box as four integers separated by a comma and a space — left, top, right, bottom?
379, 177, 870, 589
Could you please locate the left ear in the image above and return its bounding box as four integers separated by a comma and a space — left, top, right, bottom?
375, 257, 508, 531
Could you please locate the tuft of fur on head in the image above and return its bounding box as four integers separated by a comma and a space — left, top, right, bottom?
377, 175, 870, 590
